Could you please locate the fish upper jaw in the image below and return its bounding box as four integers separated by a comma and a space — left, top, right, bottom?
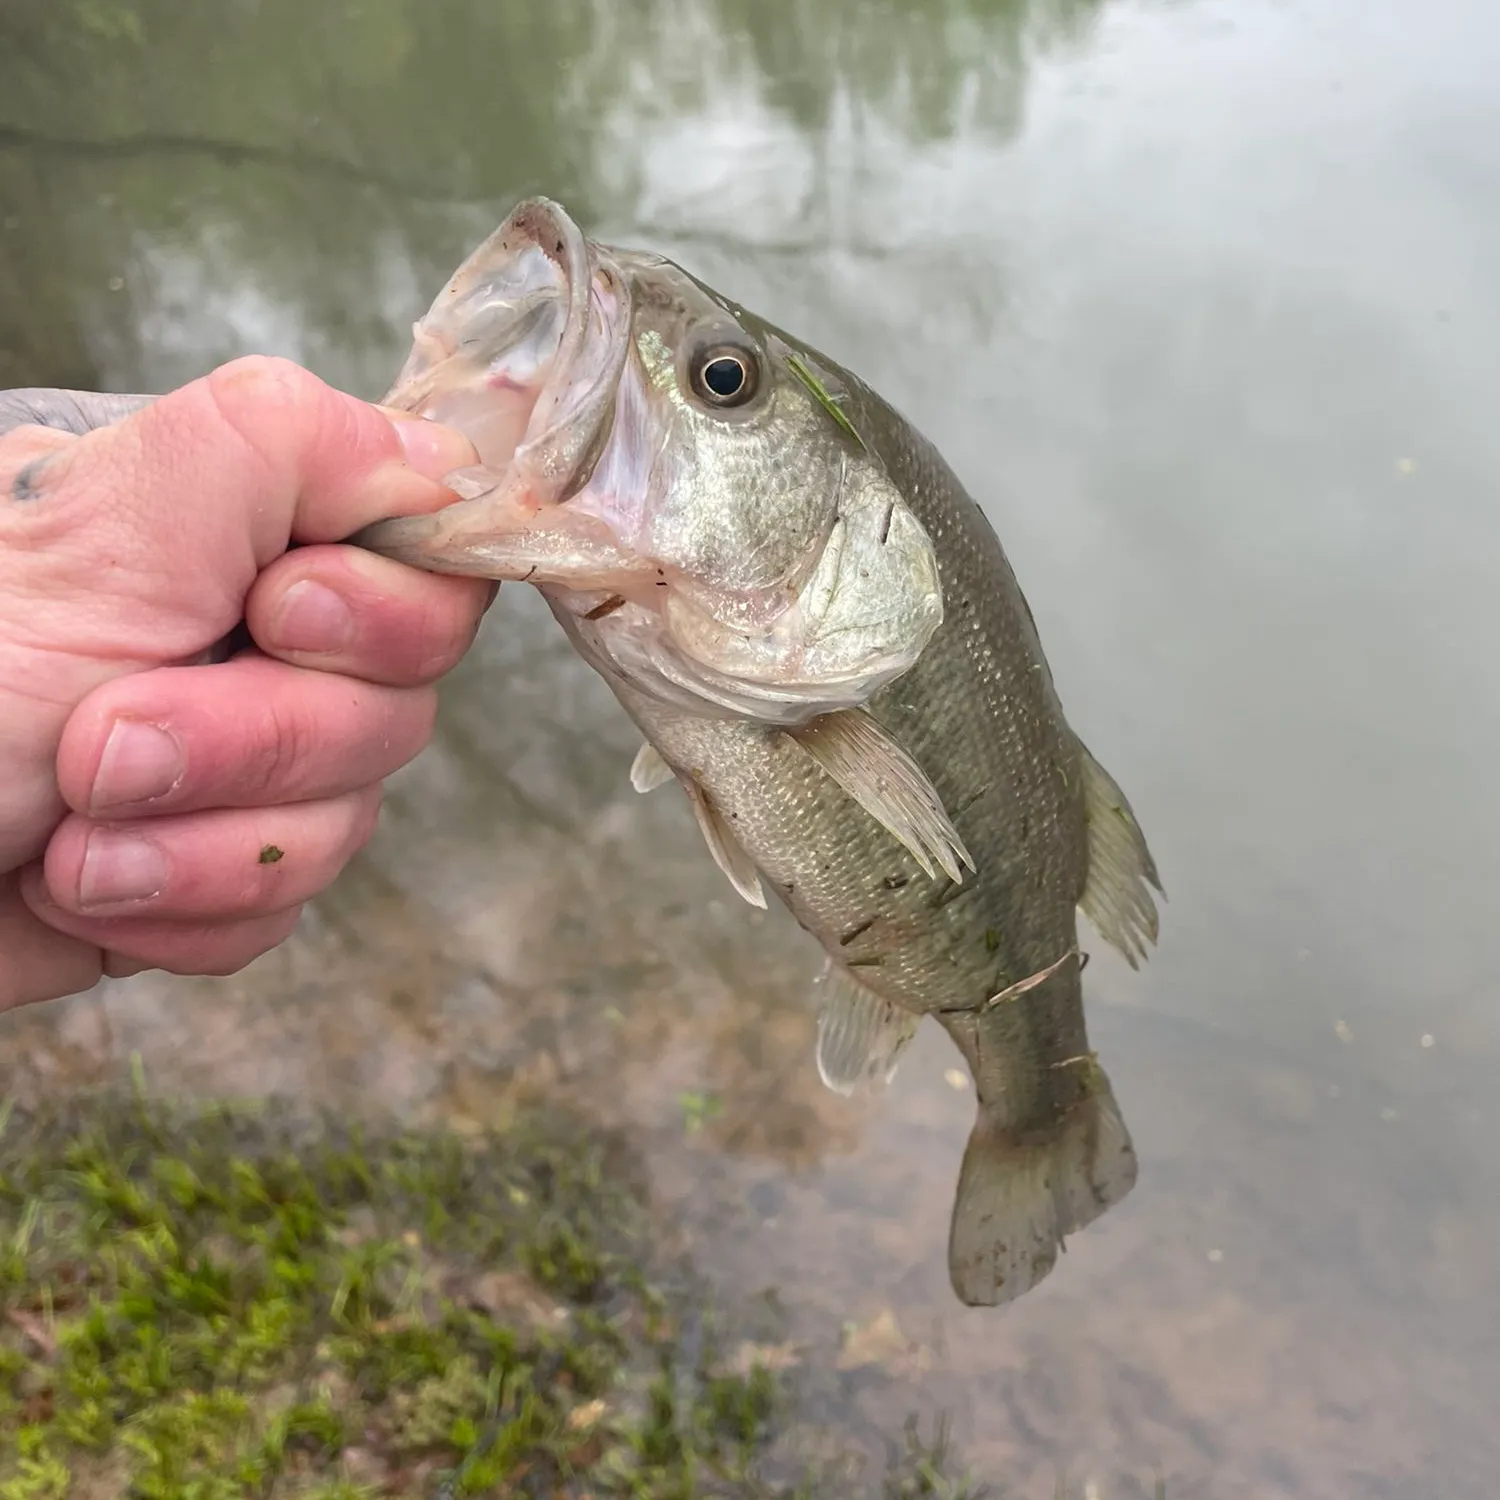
356, 197, 633, 563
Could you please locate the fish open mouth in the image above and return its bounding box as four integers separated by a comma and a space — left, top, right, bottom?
355, 198, 636, 573
355, 199, 943, 723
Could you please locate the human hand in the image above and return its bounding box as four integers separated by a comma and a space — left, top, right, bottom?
0, 358, 487, 1010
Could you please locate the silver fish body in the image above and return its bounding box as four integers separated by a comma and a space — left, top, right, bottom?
356, 200, 1163, 1306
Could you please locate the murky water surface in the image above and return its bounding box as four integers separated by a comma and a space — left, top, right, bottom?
3, 0, 1499, 1492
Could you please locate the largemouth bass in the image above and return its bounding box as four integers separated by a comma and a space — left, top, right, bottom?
355, 199, 1164, 1306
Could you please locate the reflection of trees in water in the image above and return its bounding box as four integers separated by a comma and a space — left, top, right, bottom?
0, 0, 1103, 386
3, 0, 1103, 167
702, 0, 1100, 141
0, 157, 113, 388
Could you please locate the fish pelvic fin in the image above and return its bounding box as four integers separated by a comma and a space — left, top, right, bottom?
814, 963, 921, 1096
1077, 742, 1164, 970
681, 780, 767, 909
947, 1072, 1137, 1307
630, 741, 674, 793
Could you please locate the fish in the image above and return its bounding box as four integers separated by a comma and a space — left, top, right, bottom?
354, 198, 1164, 1307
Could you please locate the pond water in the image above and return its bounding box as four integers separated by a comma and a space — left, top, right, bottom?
3, 0, 1498, 1493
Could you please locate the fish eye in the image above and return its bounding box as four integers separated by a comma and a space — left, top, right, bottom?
689, 344, 760, 409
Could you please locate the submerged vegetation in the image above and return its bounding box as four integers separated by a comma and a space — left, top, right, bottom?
0, 1081, 985, 1498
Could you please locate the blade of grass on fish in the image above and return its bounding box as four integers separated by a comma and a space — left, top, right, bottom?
786, 352, 864, 446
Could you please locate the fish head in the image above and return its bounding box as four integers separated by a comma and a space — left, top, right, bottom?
581, 251, 944, 720
359, 199, 943, 724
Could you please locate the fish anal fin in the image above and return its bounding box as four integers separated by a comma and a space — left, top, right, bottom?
683, 781, 766, 909
947, 1072, 1138, 1308
785, 709, 974, 885
815, 964, 920, 1096
1077, 743, 1163, 970
630, 741, 674, 793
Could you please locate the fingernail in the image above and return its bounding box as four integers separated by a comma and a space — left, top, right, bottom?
382, 411, 478, 480
91, 720, 183, 813
271, 580, 354, 654
79, 830, 168, 910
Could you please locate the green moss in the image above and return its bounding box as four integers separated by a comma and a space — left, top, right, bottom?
0, 1085, 991, 1498
0, 1085, 789, 1499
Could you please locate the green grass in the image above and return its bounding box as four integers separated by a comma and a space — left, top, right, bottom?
0, 1084, 987, 1499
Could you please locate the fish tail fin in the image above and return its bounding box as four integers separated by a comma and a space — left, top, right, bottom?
947, 1073, 1137, 1307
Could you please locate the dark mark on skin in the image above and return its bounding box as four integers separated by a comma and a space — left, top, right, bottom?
584, 594, 627, 621
258, 845, 284, 865
838, 915, 876, 947
12, 458, 50, 501
951, 782, 990, 818
880, 873, 910, 891
877, 499, 894, 545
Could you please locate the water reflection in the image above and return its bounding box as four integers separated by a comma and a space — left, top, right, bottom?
0, 0, 1098, 390
5, 0, 1500, 1493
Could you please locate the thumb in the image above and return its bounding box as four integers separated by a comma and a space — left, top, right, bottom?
0, 355, 476, 668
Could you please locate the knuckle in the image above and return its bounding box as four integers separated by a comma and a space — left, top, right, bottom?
204, 356, 327, 473
244, 697, 316, 801
209, 354, 321, 411
191, 919, 293, 978
344, 787, 384, 853
410, 610, 460, 680
379, 687, 437, 761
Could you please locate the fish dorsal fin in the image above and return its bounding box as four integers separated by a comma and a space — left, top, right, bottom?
682, 781, 766, 909
1077, 742, 1163, 969
815, 964, 921, 1096
785, 710, 975, 885
630, 741, 674, 793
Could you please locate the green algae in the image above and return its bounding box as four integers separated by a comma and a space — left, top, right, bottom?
0, 1087, 985, 1499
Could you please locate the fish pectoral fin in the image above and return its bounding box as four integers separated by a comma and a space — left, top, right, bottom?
784, 710, 974, 885
948, 1072, 1138, 1308
682, 781, 766, 909
814, 964, 921, 1096
630, 742, 675, 793
1077, 742, 1164, 970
